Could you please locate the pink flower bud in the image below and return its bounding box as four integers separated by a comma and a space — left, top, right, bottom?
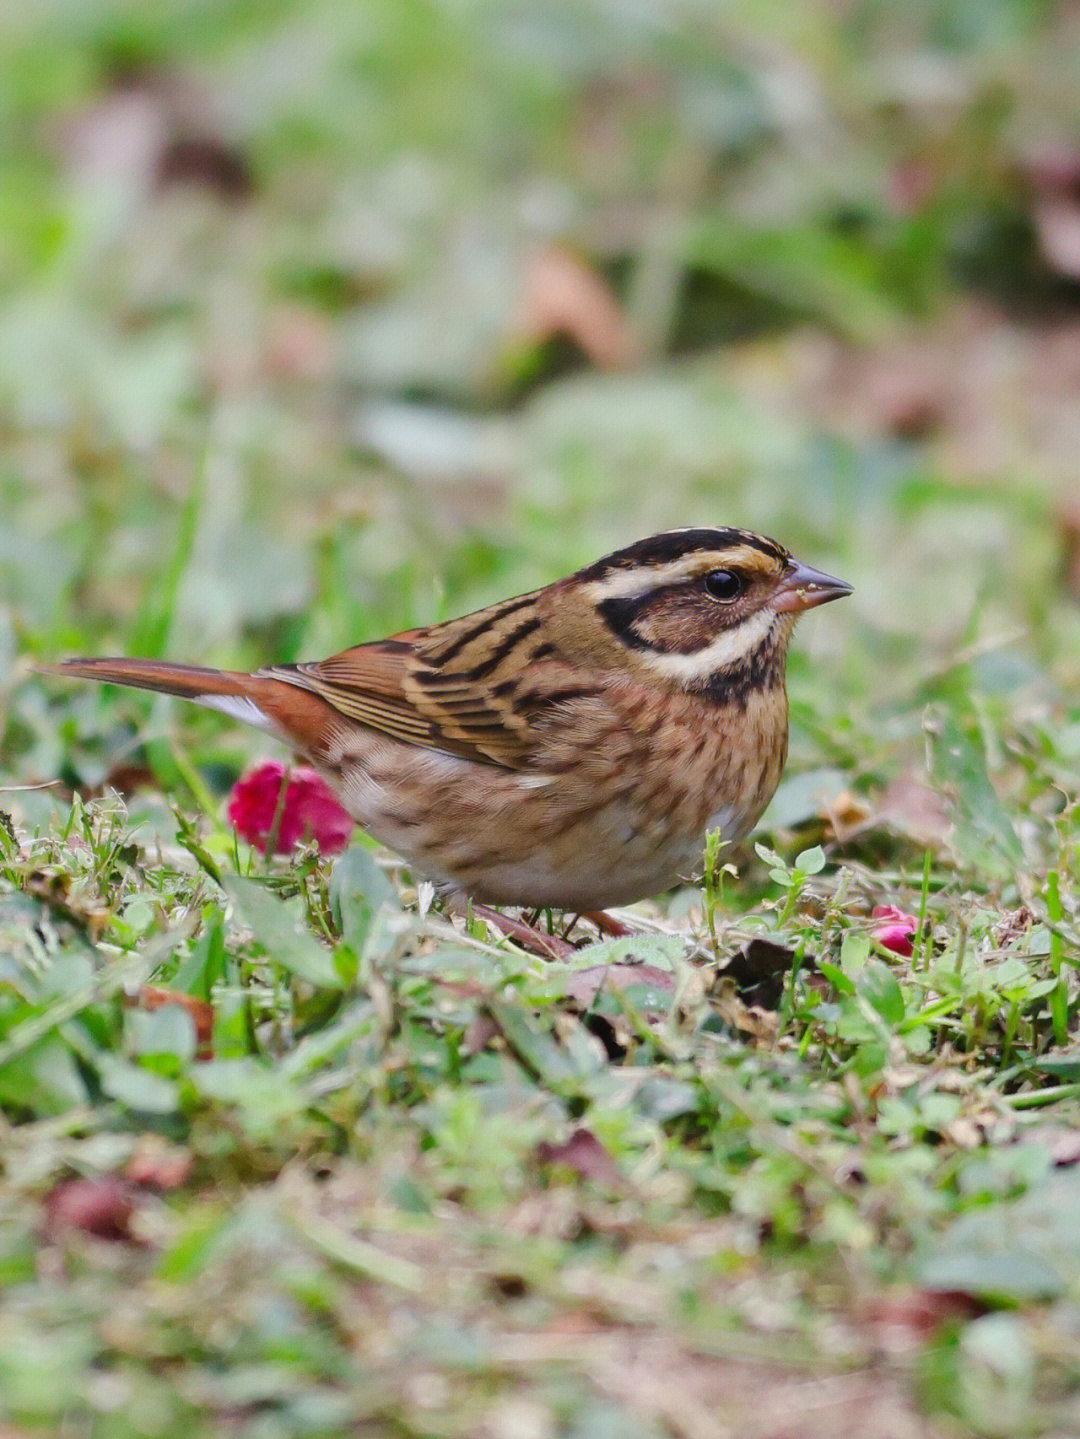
871, 904, 918, 957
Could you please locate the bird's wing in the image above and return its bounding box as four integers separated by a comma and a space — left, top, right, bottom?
260, 593, 600, 770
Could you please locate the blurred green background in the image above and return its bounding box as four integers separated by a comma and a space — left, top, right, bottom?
5, 0, 1080, 798
11, 9, 1080, 1435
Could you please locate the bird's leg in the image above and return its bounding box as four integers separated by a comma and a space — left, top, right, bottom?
582, 910, 634, 938
470, 903, 577, 961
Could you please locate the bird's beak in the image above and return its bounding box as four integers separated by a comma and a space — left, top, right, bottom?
773, 560, 853, 613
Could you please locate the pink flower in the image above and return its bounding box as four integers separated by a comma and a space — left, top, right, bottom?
227, 761, 354, 855
871, 904, 918, 957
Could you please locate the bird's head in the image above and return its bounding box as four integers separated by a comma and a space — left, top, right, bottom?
558, 527, 852, 695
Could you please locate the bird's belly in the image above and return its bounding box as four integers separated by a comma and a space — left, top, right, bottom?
456, 827, 699, 910
336, 765, 742, 909
323, 731, 771, 911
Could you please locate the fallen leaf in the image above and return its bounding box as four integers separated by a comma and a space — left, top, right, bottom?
461, 1013, 500, 1056
721, 938, 798, 1010
125, 1137, 195, 1191
878, 771, 954, 847
156, 137, 253, 199
98, 762, 157, 798
822, 789, 873, 841
992, 906, 1035, 949
561, 963, 676, 1008
711, 979, 782, 1044
536, 1128, 623, 1188
44, 1178, 140, 1243
516, 244, 641, 368
862, 1286, 983, 1351
24, 871, 110, 939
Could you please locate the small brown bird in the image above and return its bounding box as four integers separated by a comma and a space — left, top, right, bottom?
42, 529, 850, 913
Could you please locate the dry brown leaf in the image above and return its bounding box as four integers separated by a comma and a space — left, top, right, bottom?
561, 963, 676, 1009
461, 1013, 500, 1056
721, 938, 797, 1010
44, 1178, 140, 1244
822, 789, 873, 841
861, 1286, 983, 1352
156, 137, 253, 200
517, 244, 641, 368
536, 1127, 623, 1188
991, 905, 1035, 949
24, 871, 110, 939
878, 772, 953, 848
125, 1137, 195, 1192
712, 978, 782, 1044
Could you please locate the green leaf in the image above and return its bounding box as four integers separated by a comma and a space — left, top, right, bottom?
126, 1005, 197, 1063
817, 960, 855, 995
840, 930, 870, 975
911, 1168, 1080, 1300
223, 875, 344, 990
190, 1057, 307, 1141
171, 909, 227, 999
1027, 1051, 1080, 1080
794, 845, 826, 876
857, 960, 906, 1026
329, 846, 397, 953
687, 214, 899, 338
565, 934, 684, 969
486, 1000, 578, 1089
0, 1035, 88, 1115
98, 1055, 180, 1114
927, 705, 1023, 876
156, 1206, 236, 1283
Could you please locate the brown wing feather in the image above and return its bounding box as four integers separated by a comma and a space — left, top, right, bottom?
259, 592, 589, 770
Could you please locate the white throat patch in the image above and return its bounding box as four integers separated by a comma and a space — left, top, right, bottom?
644, 608, 777, 682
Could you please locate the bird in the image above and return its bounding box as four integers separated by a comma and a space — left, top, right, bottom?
41, 528, 850, 921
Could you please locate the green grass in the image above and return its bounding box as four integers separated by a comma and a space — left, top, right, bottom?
6, 1, 1080, 1435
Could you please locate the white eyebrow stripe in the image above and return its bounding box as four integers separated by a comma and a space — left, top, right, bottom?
585, 558, 706, 600
639, 609, 777, 681
585, 546, 781, 601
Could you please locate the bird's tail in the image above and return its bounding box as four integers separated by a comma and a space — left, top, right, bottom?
37, 656, 290, 738
38, 657, 251, 702
39, 655, 350, 757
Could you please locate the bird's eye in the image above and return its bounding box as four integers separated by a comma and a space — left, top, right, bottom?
703, 569, 744, 601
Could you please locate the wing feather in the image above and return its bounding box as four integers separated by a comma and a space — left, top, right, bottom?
258, 593, 596, 770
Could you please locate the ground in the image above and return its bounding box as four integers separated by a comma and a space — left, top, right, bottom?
4, 3, 1080, 1436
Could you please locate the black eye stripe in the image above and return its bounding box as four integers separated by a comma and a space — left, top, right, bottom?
597, 594, 653, 649
598, 576, 747, 651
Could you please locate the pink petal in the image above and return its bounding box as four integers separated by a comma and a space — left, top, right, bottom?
227, 761, 354, 855
871, 904, 918, 957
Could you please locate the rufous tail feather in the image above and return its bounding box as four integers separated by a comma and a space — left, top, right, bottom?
37, 656, 343, 753
37, 657, 251, 702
